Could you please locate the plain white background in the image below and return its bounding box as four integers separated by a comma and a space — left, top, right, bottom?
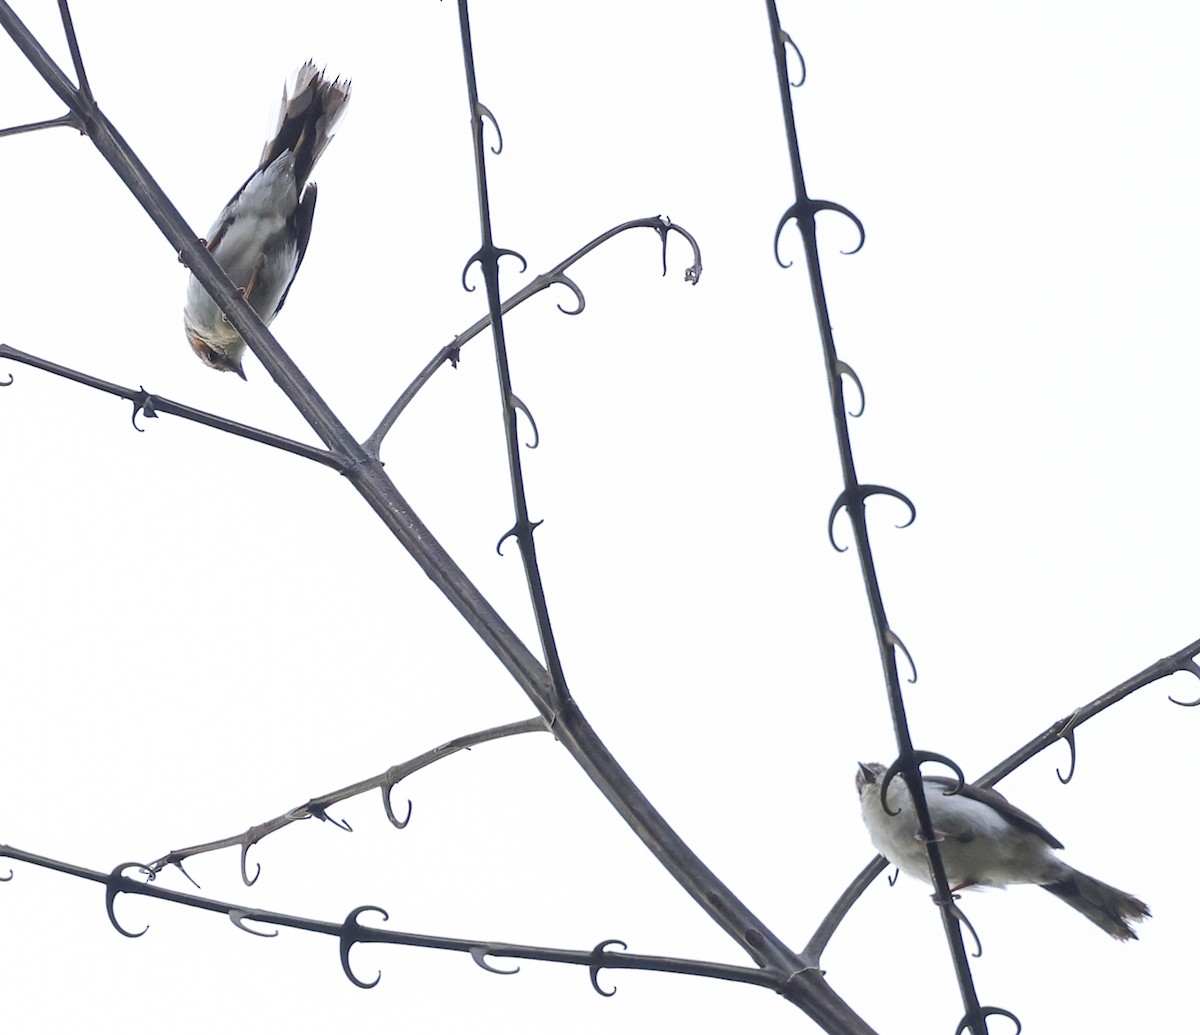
1, 3, 1196, 1033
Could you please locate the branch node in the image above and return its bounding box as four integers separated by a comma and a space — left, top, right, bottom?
104, 862, 152, 938
588, 938, 627, 997
339, 905, 389, 989
509, 393, 540, 448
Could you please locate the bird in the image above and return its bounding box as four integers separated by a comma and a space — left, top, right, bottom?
183, 62, 350, 379
855, 761, 1150, 940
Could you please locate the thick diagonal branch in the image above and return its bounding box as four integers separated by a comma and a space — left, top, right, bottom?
0, 6, 877, 1030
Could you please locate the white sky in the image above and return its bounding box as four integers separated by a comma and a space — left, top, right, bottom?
1, 3, 1197, 1033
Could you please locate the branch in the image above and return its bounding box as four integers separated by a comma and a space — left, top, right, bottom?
0, 845, 778, 993
0, 112, 82, 137
0, 7, 873, 1030
456, 0, 571, 716
145, 718, 548, 884
0, 343, 344, 468
764, 3, 989, 1030
364, 215, 702, 458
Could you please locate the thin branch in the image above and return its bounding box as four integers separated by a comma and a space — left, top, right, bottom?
0, 112, 81, 138
456, 0, 571, 716
145, 718, 548, 882
804, 634, 1200, 961
56, 0, 92, 103
0, 343, 344, 468
977, 635, 1200, 788
764, 3, 990, 1032
364, 215, 702, 458
0, 845, 778, 992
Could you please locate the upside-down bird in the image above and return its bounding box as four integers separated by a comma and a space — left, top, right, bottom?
183, 62, 350, 378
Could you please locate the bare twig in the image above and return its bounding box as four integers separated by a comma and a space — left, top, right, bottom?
764, 3, 992, 1031
0, 112, 82, 137
0, 845, 779, 992
456, 0, 571, 717
145, 718, 548, 884
364, 215, 701, 458
0, 343, 344, 468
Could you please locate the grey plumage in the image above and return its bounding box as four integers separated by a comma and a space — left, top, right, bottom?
183, 62, 350, 378
856, 762, 1149, 940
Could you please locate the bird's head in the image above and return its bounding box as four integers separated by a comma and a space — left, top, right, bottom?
855, 761, 886, 797
185, 326, 247, 380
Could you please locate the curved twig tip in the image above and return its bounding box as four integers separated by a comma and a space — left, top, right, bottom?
867, 484, 917, 529
948, 900, 983, 958
496, 524, 519, 556
309, 804, 353, 832
878, 762, 905, 818
553, 273, 586, 315
885, 629, 918, 684
470, 945, 520, 976
812, 199, 866, 255
827, 484, 915, 550
1168, 657, 1200, 706
496, 246, 529, 275
918, 751, 966, 793
381, 784, 414, 829
129, 389, 159, 433
476, 102, 503, 155
826, 492, 851, 553
1056, 728, 1078, 784
773, 204, 802, 269
835, 360, 865, 417
240, 843, 261, 887
461, 250, 483, 292
173, 859, 201, 890
230, 909, 279, 938
653, 216, 703, 284
780, 30, 807, 87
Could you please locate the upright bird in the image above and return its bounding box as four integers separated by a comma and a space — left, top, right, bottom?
856, 761, 1150, 940
183, 62, 350, 378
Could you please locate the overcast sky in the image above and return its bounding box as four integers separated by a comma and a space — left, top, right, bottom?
1, 3, 1197, 1033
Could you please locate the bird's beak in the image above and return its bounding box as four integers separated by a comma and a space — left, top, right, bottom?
857, 761, 876, 784
232, 358, 247, 381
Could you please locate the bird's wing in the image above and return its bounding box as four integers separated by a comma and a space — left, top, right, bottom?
271, 182, 318, 319
925, 777, 1065, 850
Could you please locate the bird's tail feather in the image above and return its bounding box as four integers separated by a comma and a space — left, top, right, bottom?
1042, 870, 1150, 941
261, 61, 351, 184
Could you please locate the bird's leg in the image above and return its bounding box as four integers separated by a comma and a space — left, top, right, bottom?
223, 256, 267, 324
242, 255, 266, 302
